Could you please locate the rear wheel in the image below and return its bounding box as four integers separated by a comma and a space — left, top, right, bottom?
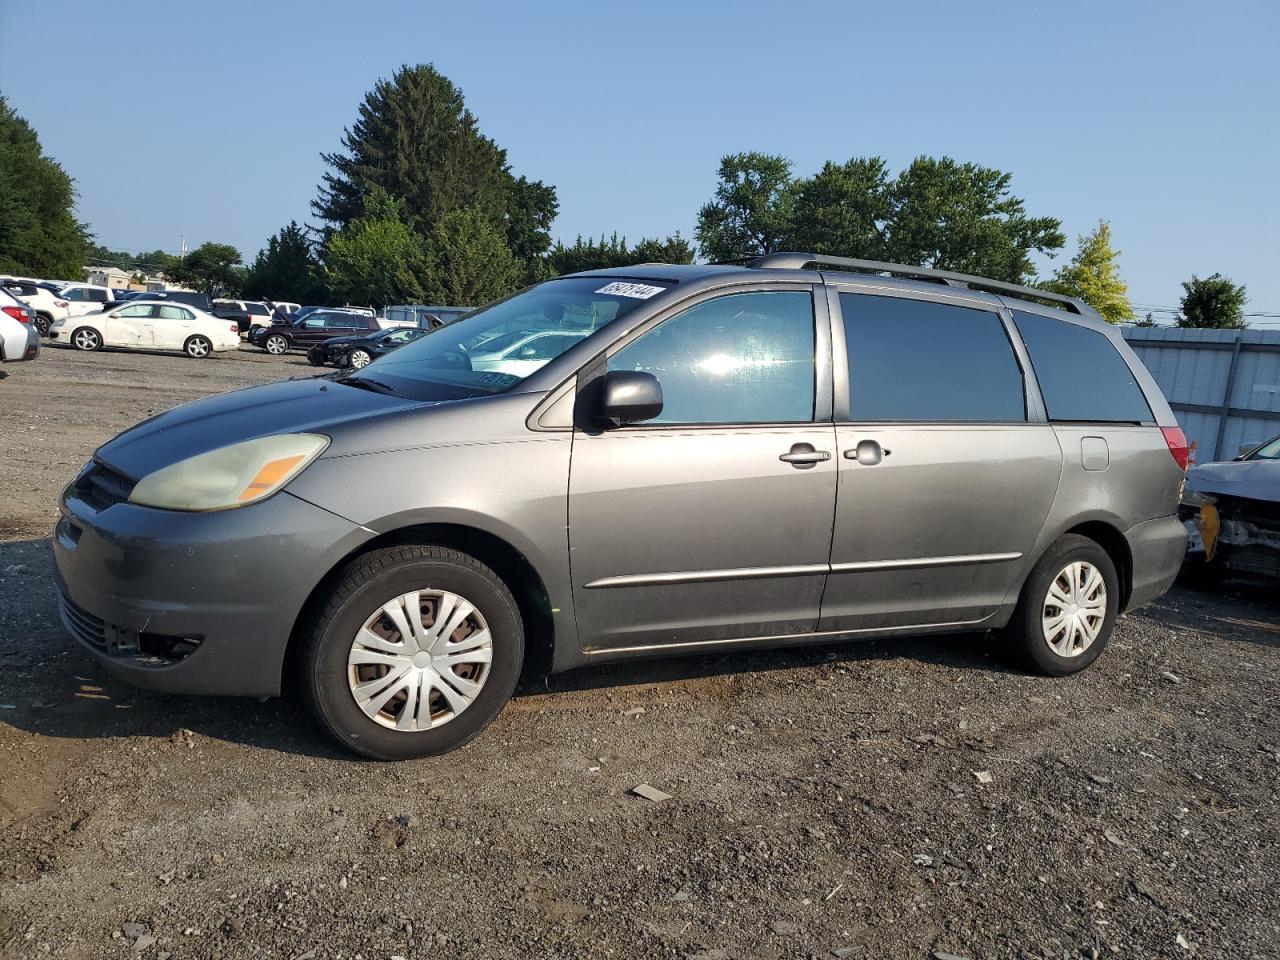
71, 327, 101, 351
300, 545, 524, 760
34, 313, 52, 336
184, 335, 212, 359
349, 348, 372, 369
1005, 534, 1119, 676
264, 333, 289, 355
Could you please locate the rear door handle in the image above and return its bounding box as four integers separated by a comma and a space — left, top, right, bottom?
779, 443, 831, 468
844, 439, 890, 465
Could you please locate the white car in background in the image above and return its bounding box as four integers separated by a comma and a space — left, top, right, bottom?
469, 329, 589, 378
56, 283, 122, 317
0, 278, 69, 335
0, 286, 40, 363
49, 300, 240, 358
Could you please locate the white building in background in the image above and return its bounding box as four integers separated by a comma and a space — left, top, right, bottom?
84, 266, 135, 289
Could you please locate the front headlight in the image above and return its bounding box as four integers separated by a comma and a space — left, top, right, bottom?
128, 433, 329, 511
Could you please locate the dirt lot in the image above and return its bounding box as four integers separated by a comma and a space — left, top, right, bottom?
1, 345, 1277, 960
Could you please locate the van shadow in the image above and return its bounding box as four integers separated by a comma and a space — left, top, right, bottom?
0, 536, 1046, 761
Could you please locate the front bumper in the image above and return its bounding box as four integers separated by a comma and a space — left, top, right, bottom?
52, 483, 372, 697
1124, 514, 1188, 611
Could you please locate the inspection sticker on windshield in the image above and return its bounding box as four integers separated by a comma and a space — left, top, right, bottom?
596, 281, 665, 299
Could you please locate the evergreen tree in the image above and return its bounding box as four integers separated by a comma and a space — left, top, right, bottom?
314, 65, 511, 235
1043, 220, 1134, 323
242, 222, 327, 303
424, 208, 522, 306
545, 233, 693, 275
506, 175, 559, 278
0, 97, 88, 278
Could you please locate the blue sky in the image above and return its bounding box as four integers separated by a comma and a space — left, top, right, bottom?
2, 0, 1277, 321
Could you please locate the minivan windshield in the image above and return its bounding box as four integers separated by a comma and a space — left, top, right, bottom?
1246, 435, 1280, 460
347, 276, 672, 401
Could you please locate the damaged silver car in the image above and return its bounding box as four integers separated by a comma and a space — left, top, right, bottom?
1181, 433, 1280, 583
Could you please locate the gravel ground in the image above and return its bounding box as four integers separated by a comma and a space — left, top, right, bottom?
1, 346, 1277, 960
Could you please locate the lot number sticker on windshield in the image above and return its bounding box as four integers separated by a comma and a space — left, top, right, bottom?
595, 282, 665, 299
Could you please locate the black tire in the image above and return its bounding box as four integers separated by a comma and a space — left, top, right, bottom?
1004, 534, 1119, 676
184, 335, 212, 359
70, 326, 102, 351
34, 313, 52, 336
307, 348, 325, 367
300, 545, 524, 760
264, 333, 289, 355
349, 348, 372, 370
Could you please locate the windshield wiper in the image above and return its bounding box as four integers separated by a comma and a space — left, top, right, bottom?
338, 376, 403, 397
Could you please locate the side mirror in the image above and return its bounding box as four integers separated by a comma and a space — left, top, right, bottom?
600, 370, 663, 426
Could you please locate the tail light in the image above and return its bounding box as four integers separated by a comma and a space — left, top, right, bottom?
230, 323, 239, 334
55, 300, 69, 308
2, 305, 29, 323
1161, 426, 1190, 471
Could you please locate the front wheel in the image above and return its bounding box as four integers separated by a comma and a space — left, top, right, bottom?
307, 348, 325, 367
300, 545, 524, 760
184, 335, 212, 358
264, 333, 289, 355
1004, 534, 1119, 676
71, 327, 102, 351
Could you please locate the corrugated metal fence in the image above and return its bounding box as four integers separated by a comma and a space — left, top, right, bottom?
1121, 326, 1280, 462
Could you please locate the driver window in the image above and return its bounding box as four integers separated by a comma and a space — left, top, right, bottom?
606, 290, 816, 425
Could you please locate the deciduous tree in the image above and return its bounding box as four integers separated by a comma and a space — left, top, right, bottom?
1043, 220, 1133, 323
0, 97, 88, 278
695, 153, 794, 262
165, 242, 243, 296
788, 158, 891, 259
881, 156, 1064, 282
323, 192, 428, 307
1176, 274, 1248, 329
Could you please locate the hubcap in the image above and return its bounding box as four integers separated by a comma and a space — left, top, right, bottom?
189, 339, 208, 356
1042, 560, 1107, 657
74, 330, 97, 349
267, 337, 285, 354
351, 352, 370, 369
346, 589, 493, 732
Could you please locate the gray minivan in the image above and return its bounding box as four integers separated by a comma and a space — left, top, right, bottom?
53, 254, 1189, 759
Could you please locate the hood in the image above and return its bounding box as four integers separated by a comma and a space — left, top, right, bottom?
1185, 458, 1280, 504
95, 376, 421, 478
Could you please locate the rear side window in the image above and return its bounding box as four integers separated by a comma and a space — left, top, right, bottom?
1012, 311, 1153, 423
245, 302, 268, 313
840, 294, 1025, 422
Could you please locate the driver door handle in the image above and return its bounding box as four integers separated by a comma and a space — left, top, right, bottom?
779, 443, 831, 469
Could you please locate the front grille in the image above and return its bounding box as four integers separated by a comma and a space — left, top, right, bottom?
59, 593, 106, 649
77, 462, 136, 511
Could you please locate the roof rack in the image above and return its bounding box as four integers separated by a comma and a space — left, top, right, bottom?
746, 252, 1091, 316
